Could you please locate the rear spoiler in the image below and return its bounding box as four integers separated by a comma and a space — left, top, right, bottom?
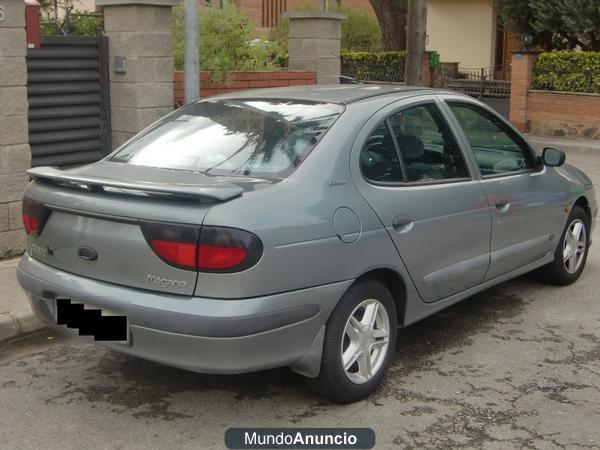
26, 167, 243, 202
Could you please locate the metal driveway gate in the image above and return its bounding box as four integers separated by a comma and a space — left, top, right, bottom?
445, 66, 511, 118
27, 36, 111, 167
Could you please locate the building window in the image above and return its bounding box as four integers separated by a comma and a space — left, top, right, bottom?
262, 0, 287, 28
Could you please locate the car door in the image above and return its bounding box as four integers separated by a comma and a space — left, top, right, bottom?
440, 96, 565, 280
352, 96, 492, 303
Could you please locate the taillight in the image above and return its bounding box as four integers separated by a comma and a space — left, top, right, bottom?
22, 197, 50, 237
197, 226, 262, 272
141, 222, 199, 270
141, 222, 262, 273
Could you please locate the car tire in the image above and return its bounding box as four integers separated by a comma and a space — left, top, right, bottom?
536, 205, 590, 286
306, 279, 397, 404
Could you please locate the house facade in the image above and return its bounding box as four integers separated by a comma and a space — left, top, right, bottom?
426, 0, 520, 69
76, 0, 520, 70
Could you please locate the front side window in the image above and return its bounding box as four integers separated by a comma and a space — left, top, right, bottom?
448, 102, 534, 176
389, 104, 469, 183
111, 99, 344, 178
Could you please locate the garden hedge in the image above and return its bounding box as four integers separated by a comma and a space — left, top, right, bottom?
341, 51, 406, 82
341, 51, 406, 66
532, 52, 600, 94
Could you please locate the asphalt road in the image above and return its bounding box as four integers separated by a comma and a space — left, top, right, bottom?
1, 152, 599, 449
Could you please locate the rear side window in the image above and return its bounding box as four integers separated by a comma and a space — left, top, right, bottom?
360, 122, 403, 182
389, 104, 469, 182
111, 99, 344, 178
360, 103, 469, 184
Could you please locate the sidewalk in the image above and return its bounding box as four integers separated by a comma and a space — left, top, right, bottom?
0, 258, 45, 342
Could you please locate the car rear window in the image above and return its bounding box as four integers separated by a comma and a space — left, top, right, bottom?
110, 99, 344, 178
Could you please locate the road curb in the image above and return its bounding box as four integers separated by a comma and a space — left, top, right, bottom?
0, 310, 46, 343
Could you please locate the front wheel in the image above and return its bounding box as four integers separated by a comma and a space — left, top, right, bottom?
537, 205, 590, 285
306, 279, 397, 403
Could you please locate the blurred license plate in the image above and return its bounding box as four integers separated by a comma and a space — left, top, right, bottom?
54, 298, 129, 343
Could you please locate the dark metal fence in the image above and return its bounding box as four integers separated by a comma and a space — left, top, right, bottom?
439, 65, 511, 98
27, 35, 111, 167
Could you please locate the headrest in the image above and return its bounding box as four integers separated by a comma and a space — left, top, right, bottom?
396, 134, 425, 161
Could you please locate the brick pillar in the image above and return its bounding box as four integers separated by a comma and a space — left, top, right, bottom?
284, 11, 346, 85
97, 0, 178, 148
0, 0, 31, 257
509, 51, 540, 132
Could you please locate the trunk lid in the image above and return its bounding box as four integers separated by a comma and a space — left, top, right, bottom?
25, 161, 275, 296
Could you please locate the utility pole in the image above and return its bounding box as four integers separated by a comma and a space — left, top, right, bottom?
404, 0, 427, 86
184, 0, 200, 103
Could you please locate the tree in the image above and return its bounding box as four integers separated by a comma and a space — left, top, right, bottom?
492, 0, 600, 51
492, 0, 553, 49
533, 0, 600, 51
368, 0, 407, 51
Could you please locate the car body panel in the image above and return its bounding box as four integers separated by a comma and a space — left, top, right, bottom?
349, 95, 493, 303
16, 85, 596, 378
18, 254, 351, 374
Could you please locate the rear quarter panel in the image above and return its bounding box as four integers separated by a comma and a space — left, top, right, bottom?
194, 98, 420, 301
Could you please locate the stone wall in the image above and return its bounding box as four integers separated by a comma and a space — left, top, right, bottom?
0, 0, 30, 257
173, 70, 316, 107
99, 0, 177, 149
285, 11, 345, 85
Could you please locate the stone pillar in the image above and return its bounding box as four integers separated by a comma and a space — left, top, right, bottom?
0, 0, 31, 257
97, 0, 178, 148
284, 11, 346, 85
509, 51, 540, 132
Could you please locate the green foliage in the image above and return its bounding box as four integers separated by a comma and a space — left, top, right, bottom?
40, 11, 102, 36
492, 0, 600, 51
532, 0, 600, 51
341, 51, 406, 82
64, 13, 103, 36
341, 51, 405, 65
532, 51, 600, 93
268, 5, 383, 58
173, 3, 284, 83
331, 6, 383, 52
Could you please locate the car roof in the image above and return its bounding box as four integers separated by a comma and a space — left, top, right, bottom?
213, 84, 440, 105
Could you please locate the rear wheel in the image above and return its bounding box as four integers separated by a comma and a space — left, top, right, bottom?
306, 279, 397, 403
537, 206, 590, 285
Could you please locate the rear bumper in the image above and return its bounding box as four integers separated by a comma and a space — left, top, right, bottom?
17, 255, 351, 374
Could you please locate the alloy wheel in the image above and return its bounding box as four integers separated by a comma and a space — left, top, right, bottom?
341, 299, 390, 385
563, 219, 587, 274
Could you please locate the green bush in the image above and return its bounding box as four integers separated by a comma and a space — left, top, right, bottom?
268, 5, 382, 57
40, 12, 102, 36
532, 51, 600, 94
173, 3, 284, 83
341, 51, 406, 65
333, 6, 382, 52
341, 51, 406, 82
66, 13, 103, 36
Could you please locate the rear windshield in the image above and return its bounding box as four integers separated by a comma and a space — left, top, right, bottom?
111, 99, 344, 178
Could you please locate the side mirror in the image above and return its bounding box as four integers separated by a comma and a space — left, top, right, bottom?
542, 147, 566, 167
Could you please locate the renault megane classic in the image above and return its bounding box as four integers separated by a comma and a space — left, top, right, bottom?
17, 85, 597, 403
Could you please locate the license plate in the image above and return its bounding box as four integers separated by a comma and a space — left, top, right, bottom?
54, 298, 130, 343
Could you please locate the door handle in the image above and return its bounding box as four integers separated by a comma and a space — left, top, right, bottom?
392, 215, 413, 232
495, 197, 510, 211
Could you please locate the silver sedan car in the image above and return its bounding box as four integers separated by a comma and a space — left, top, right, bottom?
18, 85, 597, 403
